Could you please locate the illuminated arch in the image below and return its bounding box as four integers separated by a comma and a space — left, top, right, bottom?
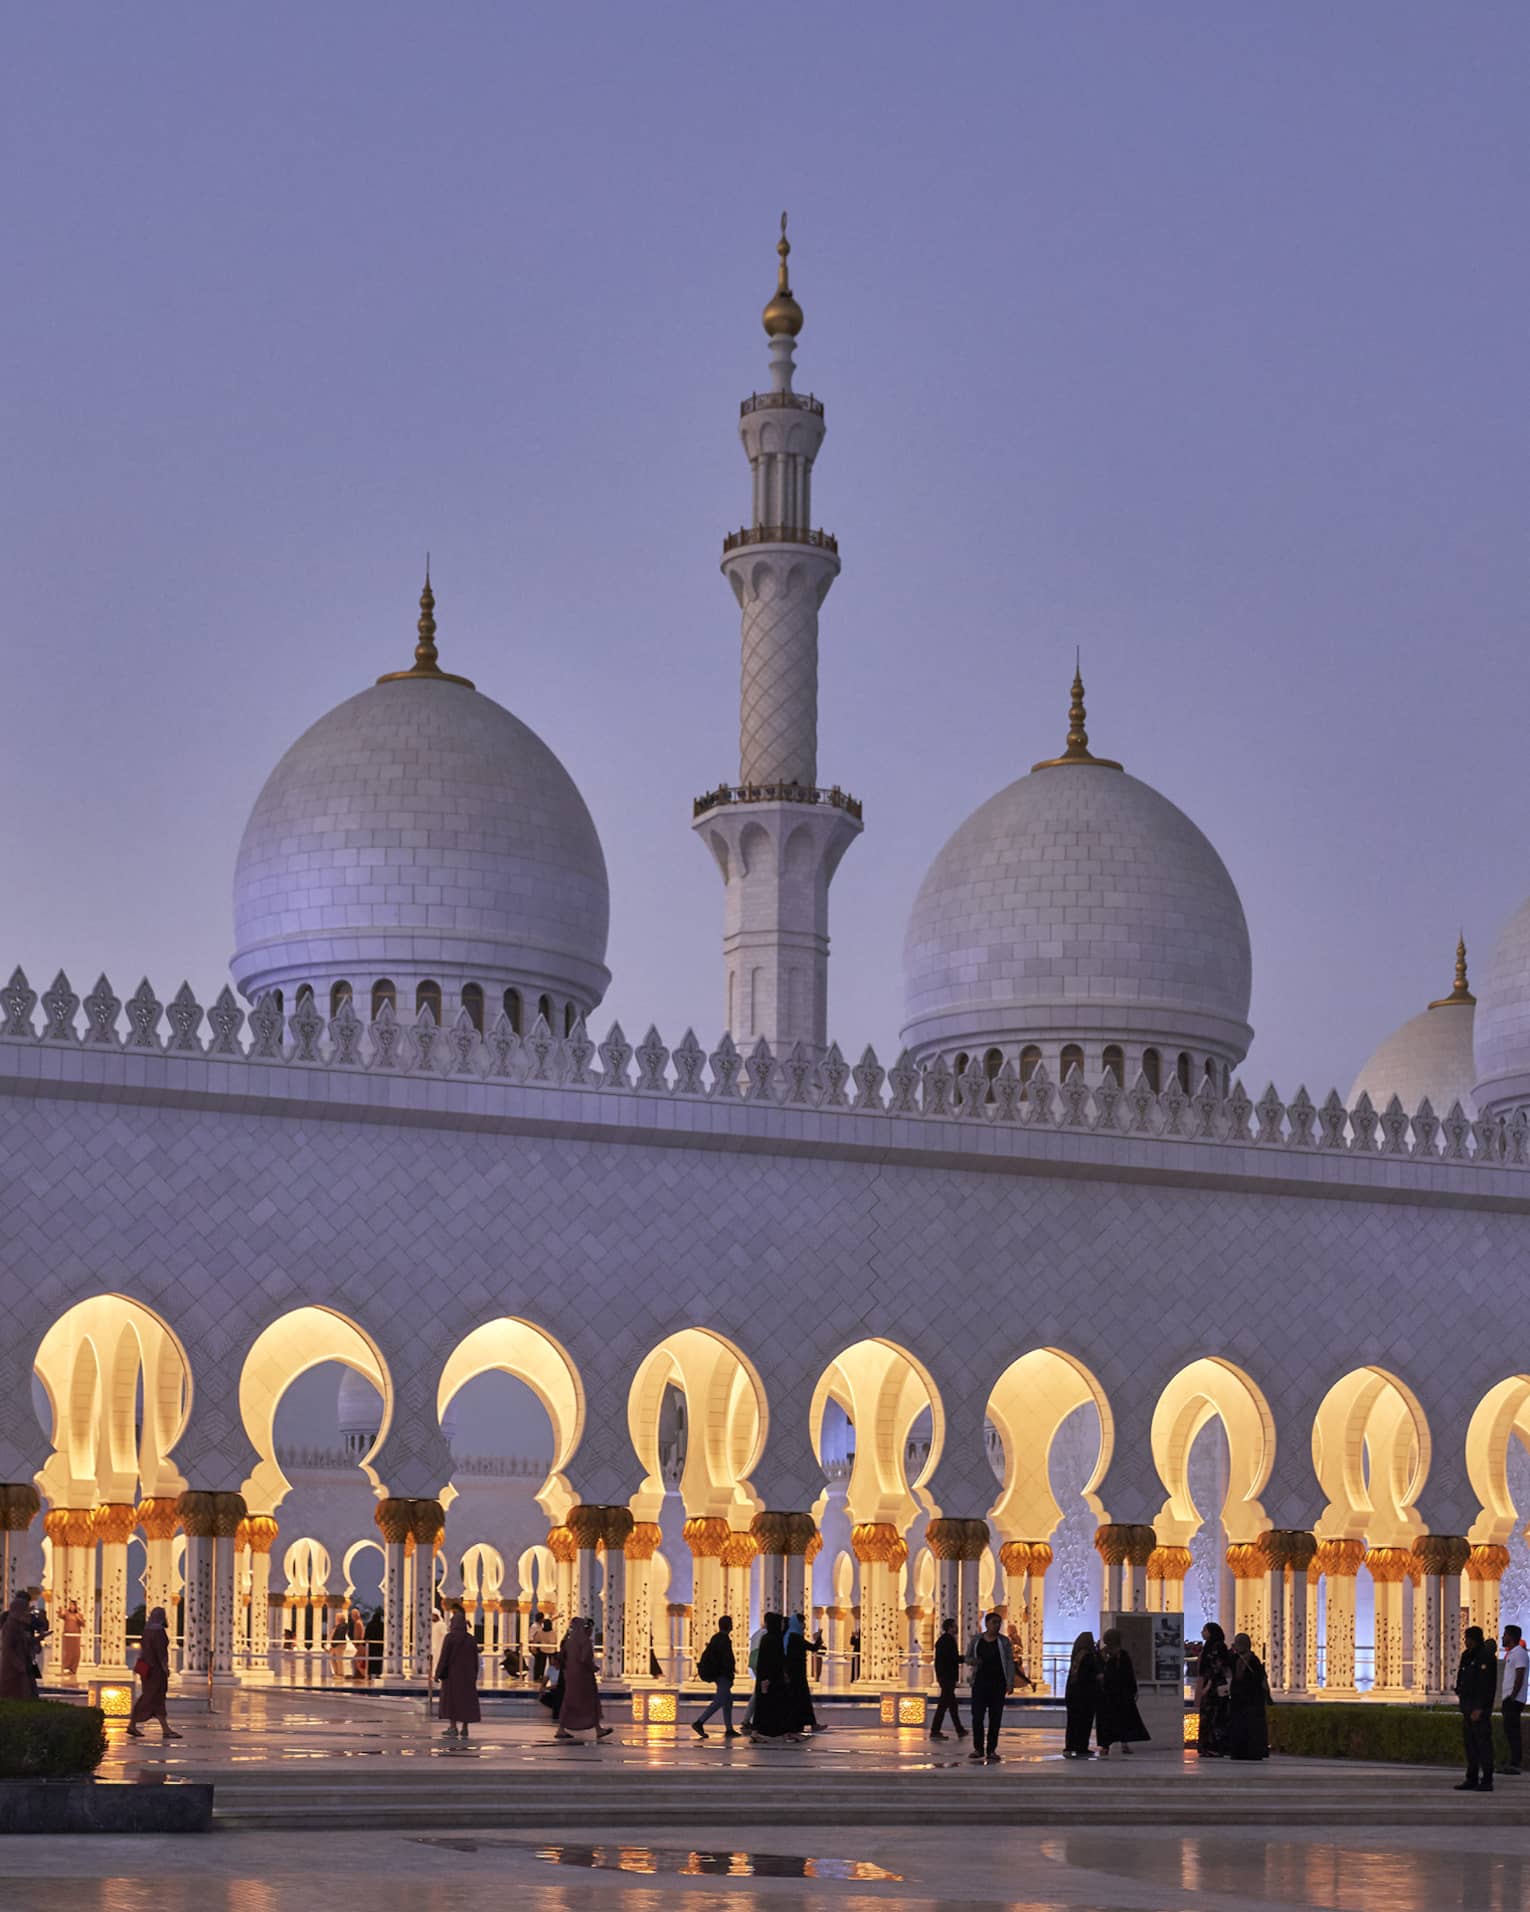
239, 1307, 392, 1516
1152, 1357, 1276, 1546
1467, 1376, 1530, 1545
1313, 1366, 1430, 1546
986, 1348, 1113, 1540
809, 1339, 943, 1530
437, 1317, 584, 1523
628, 1329, 767, 1524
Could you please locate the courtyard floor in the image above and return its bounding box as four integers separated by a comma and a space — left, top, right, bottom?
3, 1689, 1526, 1909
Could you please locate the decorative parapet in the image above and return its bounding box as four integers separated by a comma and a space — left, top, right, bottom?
721, 525, 837, 554
740, 391, 823, 418
1, 964, 1525, 1182
276, 1446, 549, 1479
693, 782, 863, 820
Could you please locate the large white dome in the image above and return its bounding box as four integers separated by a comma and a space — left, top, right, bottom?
901, 695, 1252, 1080
1350, 946, 1477, 1119
1473, 903, 1530, 1119
231, 592, 609, 1022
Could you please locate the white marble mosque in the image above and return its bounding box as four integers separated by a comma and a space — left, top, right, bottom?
4, 223, 1530, 1704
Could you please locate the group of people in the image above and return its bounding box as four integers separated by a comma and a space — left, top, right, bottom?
1061, 1628, 1153, 1759
1192, 1622, 1272, 1761
1453, 1622, 1527, 1792
329, 1605, 385, 1681
432, 1605, 613, 1744
689, 1611, 824, 1743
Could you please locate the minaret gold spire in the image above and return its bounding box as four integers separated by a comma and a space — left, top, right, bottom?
762, 211, 804, 338
377, 560, 475, 688
1428, 932, 1476, 1009
1032, 658, 1122, 771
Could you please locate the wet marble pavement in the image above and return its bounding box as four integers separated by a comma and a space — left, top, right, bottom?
3, 1821, 1530, 1912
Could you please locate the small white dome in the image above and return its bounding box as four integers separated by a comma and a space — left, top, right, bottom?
336, 1366, 383, 1439
901, 699, 1252, 1073
231, 664, 610, 1015
1475, 905, 1530, 1119
1350, 976, 1477, 1121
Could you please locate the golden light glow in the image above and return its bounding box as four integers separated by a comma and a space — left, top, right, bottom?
1182, 1708, 1199, 1747
92, 1682, 133, 1719
880, 1691, 927, 1727
630, 1687, 678, 1725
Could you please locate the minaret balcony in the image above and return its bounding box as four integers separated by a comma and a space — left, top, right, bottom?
693, 781, 863, 821
740, 391, 823, 417
722, 525, 838, 555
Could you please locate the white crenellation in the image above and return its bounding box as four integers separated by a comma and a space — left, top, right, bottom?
5, 960, 1530, 1173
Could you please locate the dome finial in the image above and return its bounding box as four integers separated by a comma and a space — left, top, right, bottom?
1032, 655, 1122, 772
1429, 930, 1476, 1009
377, 562, 475, 689
762, 210, 804, 339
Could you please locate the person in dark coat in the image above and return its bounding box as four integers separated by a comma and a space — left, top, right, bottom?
1064, 1631, 1101, 1758
365, 1605, 385, 1680
1456, 1624, 1499, 1791
435, 1608, 481, 1739
691, 1613, 739, 1738
748, 1612, 795, 1741
1195, 1622, 1231, 1757
555, 1617, 612, 1742
1096, 1627, 1150, 1755
930, 1617, 967, 1742
784, 1613, 819, 1734
967, 1611, 1018, 1764
126, 1606, 180, 1739
1226, 1632, 1270, 1760
0, 1593, 37, 1702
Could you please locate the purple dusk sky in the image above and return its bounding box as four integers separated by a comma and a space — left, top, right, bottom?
3, 2, 1525, 1102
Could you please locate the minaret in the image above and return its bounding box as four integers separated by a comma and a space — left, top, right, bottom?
692, 218, 862, 1052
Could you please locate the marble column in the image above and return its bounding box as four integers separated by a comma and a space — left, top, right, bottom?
824, 1604, 851, 1689
1257, 1530, 1317, 1691
751, 1512, 816, 1632
622, 1523, 662, 1680
545, 1523, 575, 1633
598, 1507, 634, 1681
242, 1515, 278, 1676
177, 1490, 246, 1683
1145, 1545, 1192, 1617
1366, 1546, 1411, 1693
1315, 1539, 1365, 1691
43, 1508, 95, 1674
409, 1499, 445, 1680
93, 1503, 136, 1676
683, 1517, 730, 1670
0, 1485, 41, 1608
136, 1498, 181, 1635
566, 1504, 609, 1629
851, 1523, 910, 1684
1225, 1542, 1267, 1652
720, 1528, 757, 1634
1412, 1535, 1470, 1698
1096, 1524, 1156, 1617
375, 1499, 412, 1677
1466, 1543, 1510, 1639
929, 1518, 990, 1655
665, 1602, 691, 1683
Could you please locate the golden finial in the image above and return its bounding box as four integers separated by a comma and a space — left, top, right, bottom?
1428, 931, 1475, 1009
376, 560, 475, 688
1032, 656, 1122, 772
762, 210, 804, 338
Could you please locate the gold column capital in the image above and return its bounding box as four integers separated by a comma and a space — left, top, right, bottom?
1466, 1543, 1512, 1583
0, 1484, 41, 1532
624, 1521, 663, 1562
751, 1510, 818, 1557
682, 1516, 731, 1560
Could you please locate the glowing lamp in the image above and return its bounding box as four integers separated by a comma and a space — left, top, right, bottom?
91, 1681, 133, 1719
880, 1691, 927, 1728
630, 1687, 678, 1725
1182, 1709, 1199, 1747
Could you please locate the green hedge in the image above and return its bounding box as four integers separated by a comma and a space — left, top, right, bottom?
1270, 1703, 1510, 1768
0, 1700, 107, 1778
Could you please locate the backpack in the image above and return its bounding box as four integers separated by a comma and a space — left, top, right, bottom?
697, 1637, 720, 1682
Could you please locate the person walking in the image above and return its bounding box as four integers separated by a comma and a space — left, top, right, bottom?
784, 1612, 820, 1735
1194, 1622, 1231, 1757
60, 1600, 84, 1681
748, 1612, 795, 1742
0, 1593, 38, 1701
435, 1608, 481, 1740
1226, 1632, 1270, 1761
555, 1617, 613, 1743
1455, 1624, 1499, 1791
126, 1606, 181, 1740
967, 1610, 1017, 1765
1500, 1623, 1527, 1777
691, 1614, 739, 1739
1096, 1627, 1150, 1756
530, 1610, 554, 1683
930, 1617, 967, 1743
329, 1611, 350, 1680
1064, 1631, 1101, 1759
739, 1619, 767, 1731
365, 1604, 385, 1682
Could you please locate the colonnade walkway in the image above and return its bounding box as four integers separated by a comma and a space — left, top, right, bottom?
90, 1686, 1530, 1833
